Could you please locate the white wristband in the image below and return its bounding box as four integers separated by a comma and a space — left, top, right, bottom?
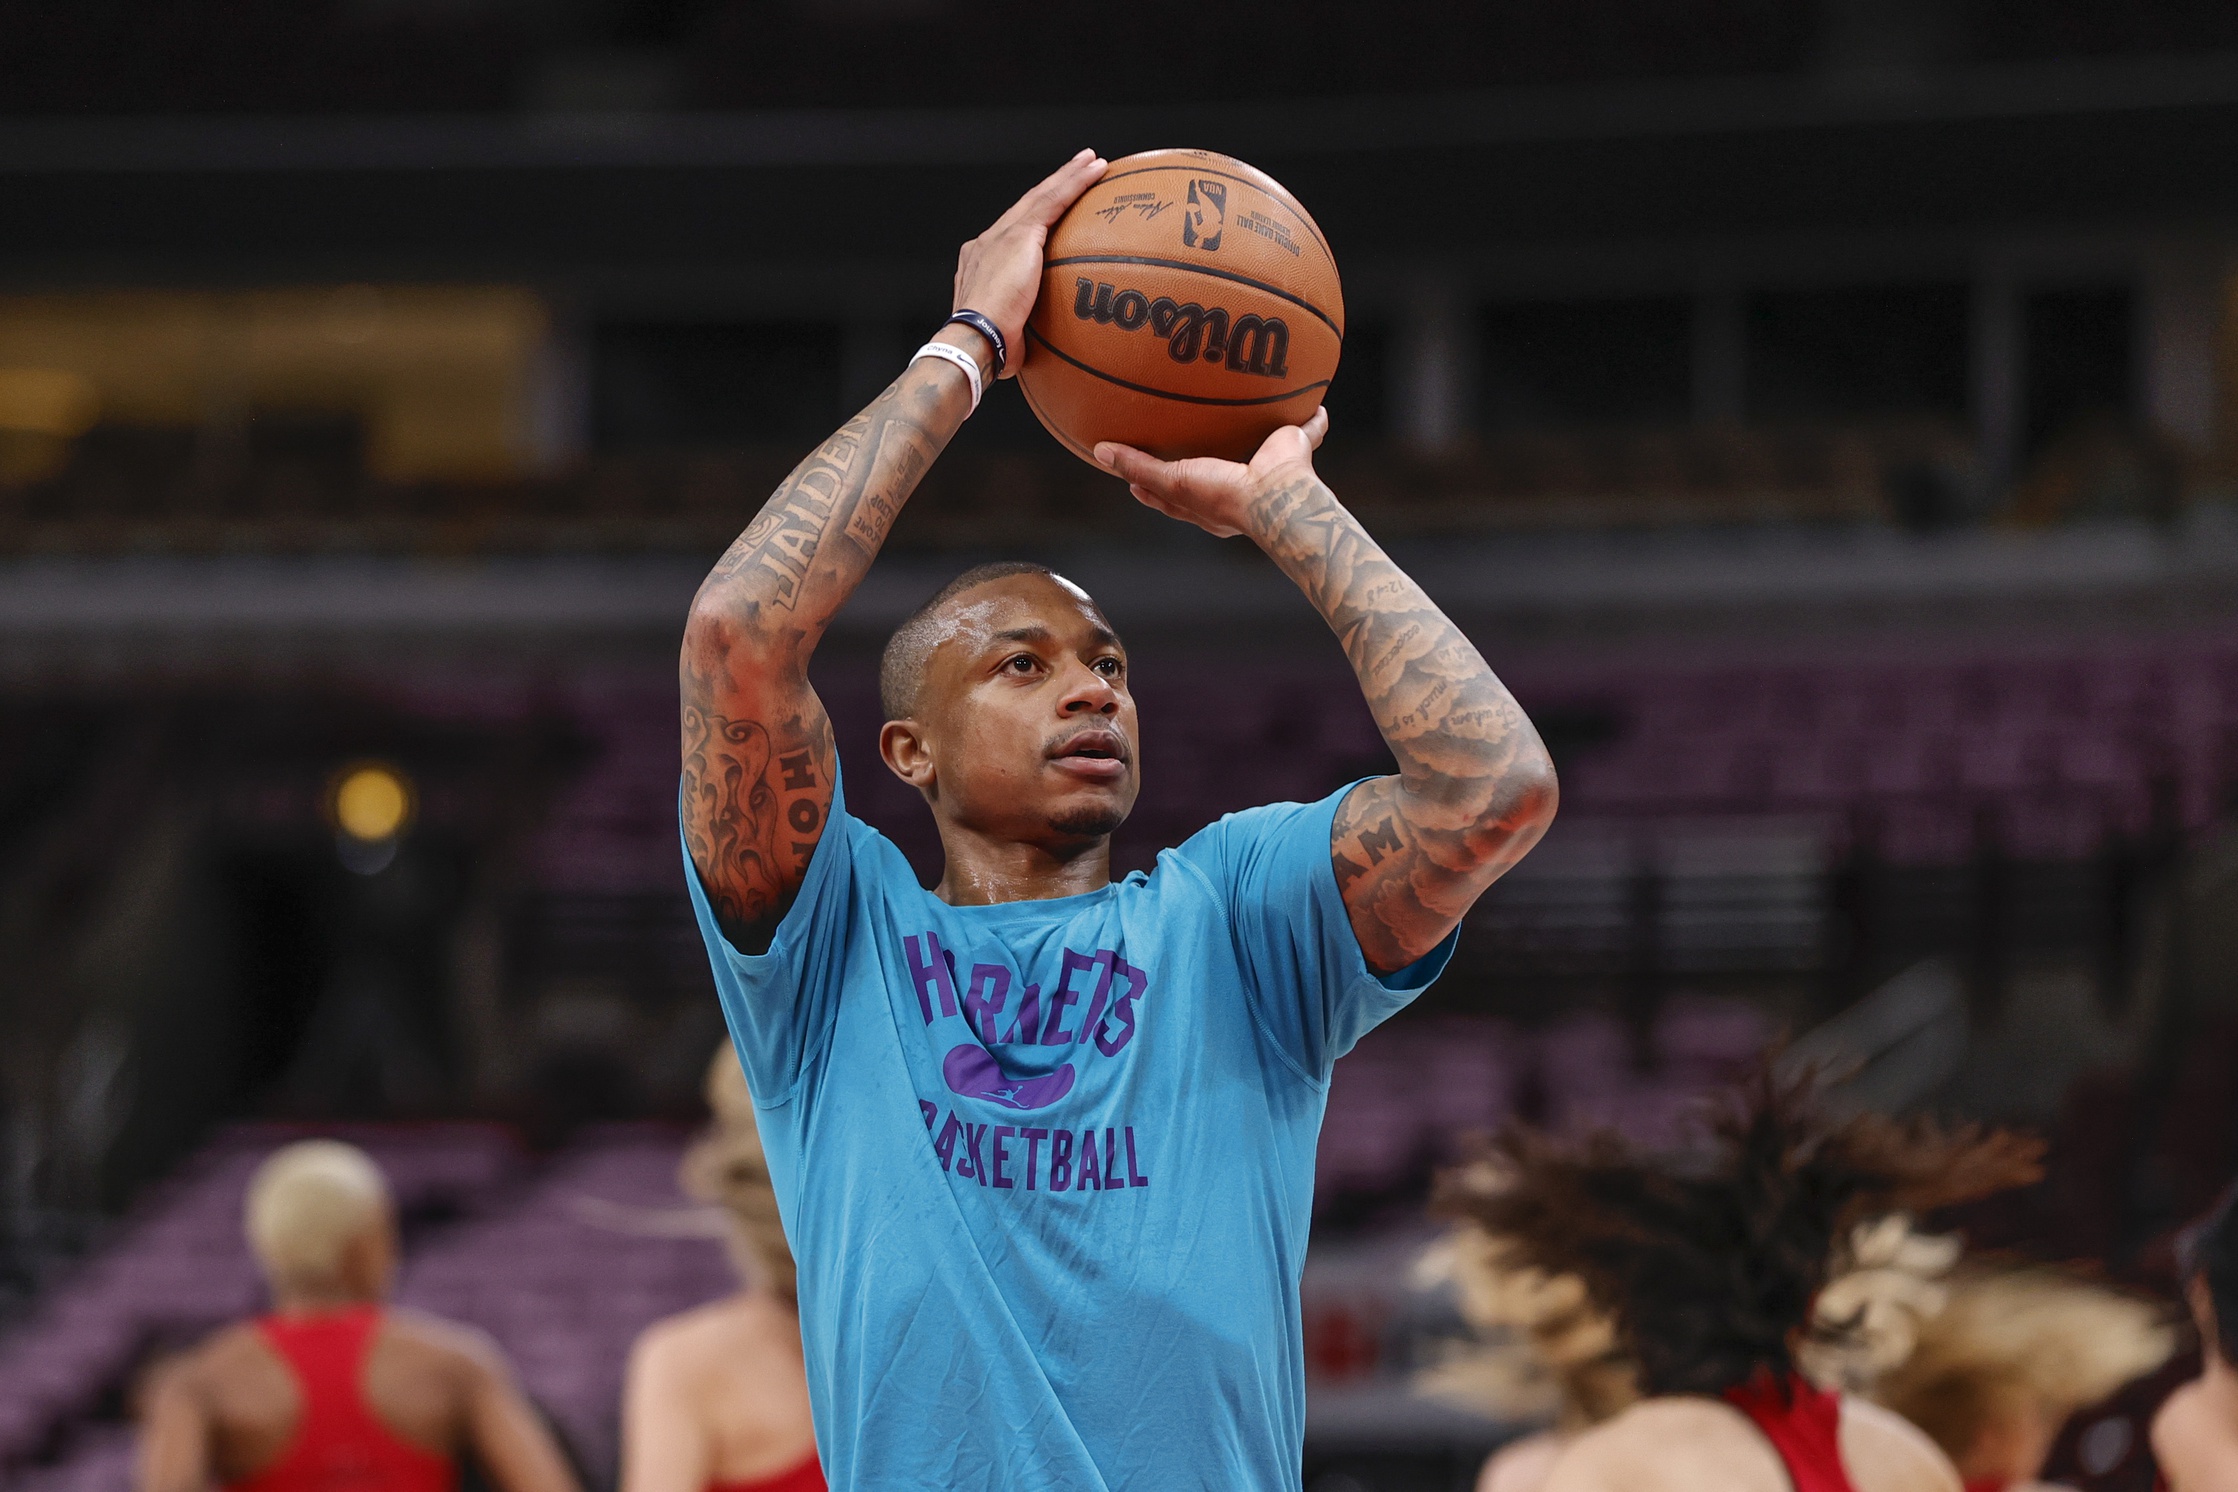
912, 340, 984, 413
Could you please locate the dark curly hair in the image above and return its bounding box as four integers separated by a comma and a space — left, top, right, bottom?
1433, 1063, 2043, 1400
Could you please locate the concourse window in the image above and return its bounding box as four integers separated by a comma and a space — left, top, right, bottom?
2023, 286, 2134, 457
1745, 283, 1970, 422
593, 321, 844, 450
1478, 296, 1693, 429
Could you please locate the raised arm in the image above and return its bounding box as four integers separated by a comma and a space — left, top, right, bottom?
682, 150, 1107, 950
1097, 413, 1557, 972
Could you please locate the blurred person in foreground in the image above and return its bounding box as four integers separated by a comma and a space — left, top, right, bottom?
1413, 1242, 1635, 1492
1872, 1266, 2173, 1492
1425, 1192, 1959, 1492
622, 1050, 821, 1492
1433, 1067, 2043, 1492
138, 1140, 579, 1492
679, 153, 1558, 1488
2154, 1187, 2238, 1491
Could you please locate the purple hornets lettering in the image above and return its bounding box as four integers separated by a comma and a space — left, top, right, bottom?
904, 931, 1154, 1194
903, 932, 1149, 1108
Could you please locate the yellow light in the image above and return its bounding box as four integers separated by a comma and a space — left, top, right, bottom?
334, 764, 412, 843
0, 368, 99, 438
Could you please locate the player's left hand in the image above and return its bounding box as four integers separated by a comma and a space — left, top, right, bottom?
1093, 407, 1330, 539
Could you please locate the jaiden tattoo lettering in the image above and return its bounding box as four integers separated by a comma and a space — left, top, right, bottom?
681, 357, 971, 948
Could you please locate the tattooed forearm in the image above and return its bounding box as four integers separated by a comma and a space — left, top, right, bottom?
681, 350, 975, 950
1246, 472, 1558, 970
696, 359, 960, 632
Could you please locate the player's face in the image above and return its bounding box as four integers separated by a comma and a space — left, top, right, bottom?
910, 574, 1139, 844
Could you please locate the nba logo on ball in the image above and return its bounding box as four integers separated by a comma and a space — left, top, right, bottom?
1021, 149, 1340, 463
1183, 180, 1225, 251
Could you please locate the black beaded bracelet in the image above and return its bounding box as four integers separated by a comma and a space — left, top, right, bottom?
943, 310, 1008, 375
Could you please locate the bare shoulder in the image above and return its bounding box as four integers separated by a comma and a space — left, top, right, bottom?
1545, 1398, 1788, 1492
628, 1297, 750, 1380
1839, 1397, 1962, 1492
186, 1320, 272, 1372
2152, 1381, 2238, 1490
2154, 1380, 2209, 1444
383, 1307, 512, 1381
1480, 1430, 1566, 1492
183, 1321, 292, 1390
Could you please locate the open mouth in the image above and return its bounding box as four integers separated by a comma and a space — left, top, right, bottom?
1049, 729, 1130, 779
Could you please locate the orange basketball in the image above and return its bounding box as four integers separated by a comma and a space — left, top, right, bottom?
1019, 148, 1343, 465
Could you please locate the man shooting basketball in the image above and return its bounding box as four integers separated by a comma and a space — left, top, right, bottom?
680, 150, 1558, 1490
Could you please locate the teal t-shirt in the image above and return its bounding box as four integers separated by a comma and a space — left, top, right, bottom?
683, 761, 1454, 1492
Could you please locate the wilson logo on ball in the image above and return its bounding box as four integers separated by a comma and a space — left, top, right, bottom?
1071, 278, 1290, 378
1182, 179, 1225, 251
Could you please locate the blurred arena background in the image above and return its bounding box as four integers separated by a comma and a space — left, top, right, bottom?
6, 1, 2238, 1488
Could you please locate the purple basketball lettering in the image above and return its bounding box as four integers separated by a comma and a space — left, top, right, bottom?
1049, 1130, 1074, 1191
962, 964, 1010, 1044
932, 1113, 963, 1172
1095, 957, 1150, 1057
1077, 952, 1119, 1051
990, 1126, 1016, 1188
1021, 1127, 1049, 1190
1003, 983, 1043, 1045
963, 1123, 989, 1185
1042, 948, 1102, 1044
1125, 1127, 1150, 1188
905, 932, 960, 1022
1102, 1128, 1123, 1189
1077, 1128, 1102, 1190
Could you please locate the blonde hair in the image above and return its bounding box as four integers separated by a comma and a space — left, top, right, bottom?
1871, 1266, 2177, 1465
1417, 1158, 1639, 1428
679, 1047, 797, 1302
244, 1141, 391, 1295
1799, 1213, 1962, 1391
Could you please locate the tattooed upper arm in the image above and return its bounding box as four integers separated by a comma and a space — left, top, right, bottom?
679, 674, 834, 955
678, 359, 966, 955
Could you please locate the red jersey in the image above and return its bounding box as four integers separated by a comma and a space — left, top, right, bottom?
708, 1454, 826, 1492
1723, 1371, 1860, 1492
227, 1306, 456, 1492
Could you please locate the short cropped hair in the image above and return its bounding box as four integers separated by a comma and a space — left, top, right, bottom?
878, 561, 1076, 721
244, 1140, 391, 1294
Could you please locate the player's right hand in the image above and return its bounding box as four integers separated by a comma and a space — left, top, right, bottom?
951, 149, 1107, 378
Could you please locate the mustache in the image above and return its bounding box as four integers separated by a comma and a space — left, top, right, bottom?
1044, 725, 1133, 762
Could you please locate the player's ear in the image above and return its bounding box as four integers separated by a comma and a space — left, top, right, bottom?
880, 719, 936, 791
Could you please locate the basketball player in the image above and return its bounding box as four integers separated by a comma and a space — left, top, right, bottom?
137, 1140, 580, 1492
1872, 1265, 2172, 1492
1432, 1068, 2042, 1492
2153, 1186, 2238, 1491
679, 150, 1559, 1489
621, 1049, 822, 1492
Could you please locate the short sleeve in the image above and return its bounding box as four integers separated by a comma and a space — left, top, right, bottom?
1176, 781, 1458, 1082
681, 762, 863, 1106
